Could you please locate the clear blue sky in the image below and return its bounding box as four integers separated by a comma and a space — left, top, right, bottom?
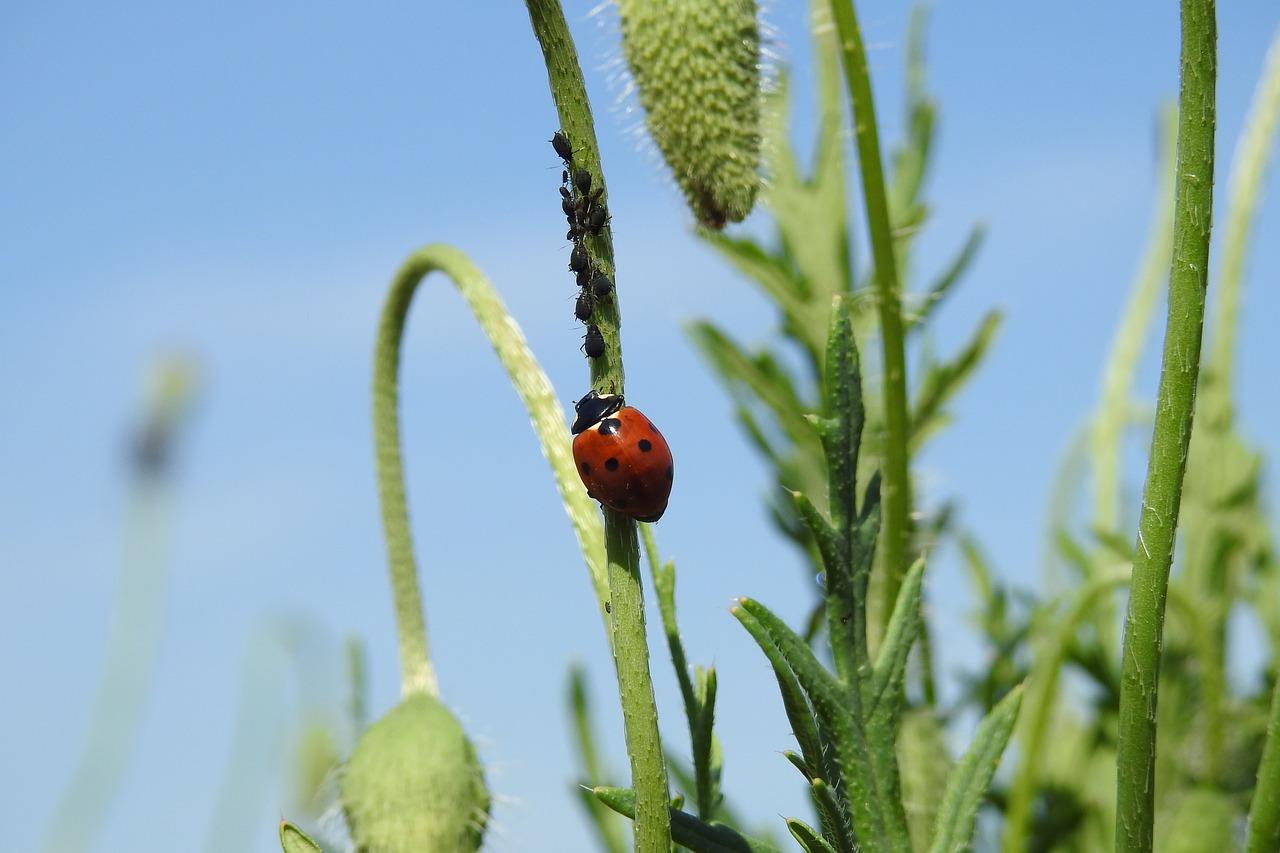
3, 2, 1278, 851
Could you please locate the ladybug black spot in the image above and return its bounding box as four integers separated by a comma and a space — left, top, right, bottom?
604, 457, 620, 472
638, 438, 653, 453
580, 461, 591, 476
598, 417, 621, 436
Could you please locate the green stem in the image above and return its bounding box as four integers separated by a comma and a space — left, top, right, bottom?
372, 245, 611, 698
828, 0, 912, 629
526, 3, 670, 848
1114, 2, 1216, 851
374, 259, 440, 699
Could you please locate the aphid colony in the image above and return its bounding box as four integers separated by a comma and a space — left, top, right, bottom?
551, 131, 612, 359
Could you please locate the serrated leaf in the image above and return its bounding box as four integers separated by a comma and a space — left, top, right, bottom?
929, 685, 1023, 853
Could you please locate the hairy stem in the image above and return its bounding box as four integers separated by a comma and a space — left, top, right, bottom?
1114, 1, 1216, 851
527, 2, 670, 849
828, 0, 913, 631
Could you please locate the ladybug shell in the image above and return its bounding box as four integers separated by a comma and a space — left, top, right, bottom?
571, 398, 673, 522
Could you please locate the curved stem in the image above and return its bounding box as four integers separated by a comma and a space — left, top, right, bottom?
374, 259, 439, 698
1114, 1, 1216, 851
372, 245, 610, 698
828, 0, 912, 630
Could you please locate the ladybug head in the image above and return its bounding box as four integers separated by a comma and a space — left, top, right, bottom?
571, 390, 625, 434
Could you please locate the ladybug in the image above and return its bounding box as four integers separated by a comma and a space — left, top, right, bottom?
571, 390, 674, 522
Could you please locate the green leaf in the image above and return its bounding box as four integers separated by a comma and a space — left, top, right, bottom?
870, 559, 926, 719
929, 685, 1023, 853
1246, 670, 1280, 853
787, 818, 840, 853
279, 821, 323, 853
905, 225, 986, 332
567, 666, 628, 853
594, 787, 784, 853
897, 710, 953, 853
910, 311, 1001, 453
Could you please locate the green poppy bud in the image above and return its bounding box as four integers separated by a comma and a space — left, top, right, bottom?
340, 695, 490, 852
618, 0, 763, 229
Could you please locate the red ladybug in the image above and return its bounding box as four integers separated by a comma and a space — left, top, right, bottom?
571, 390, 673, 522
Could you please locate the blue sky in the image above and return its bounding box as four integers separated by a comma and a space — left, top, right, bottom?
3, 2, 1279, 851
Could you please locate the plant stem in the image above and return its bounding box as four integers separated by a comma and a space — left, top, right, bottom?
374, 258, 440, 699
526, 2, 670, 849
373, 245, 611, 697
1114, 1, 1216, 851
828, 0, 912, 629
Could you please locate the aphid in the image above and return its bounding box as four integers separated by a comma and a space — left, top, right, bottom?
587, 205, 609, 234
570, 390, 674, 522
569, 243, 589, 273
551, 131, 573, 163
582, 325, 605, 359
574, 291, 593, 322
573, 169, 592, 195
591, 272, 614, 302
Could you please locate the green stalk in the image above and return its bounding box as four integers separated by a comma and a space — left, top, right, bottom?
526, 2, 670, 848
1114, 1, 1216, 851
374, 258, 441, 699
373, 245, 610, 697
827, 0, 912, 627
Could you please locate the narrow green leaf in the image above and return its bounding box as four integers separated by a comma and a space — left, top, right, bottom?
897, 710, 953, 853
930, 685, 1023, 853
808, 777, 856, 853
870, 559, 926, 719
731, 604, 828, 783
787, 818, 840, 853
567, 665, 627, 853
1245, 669, 1280, 853
594, 788, 784, 853
910, 311, 1000, 453
905, 225, 986, 332
792, 490, 840, 585
734, 599, 843, 712
279, 821, 323, 853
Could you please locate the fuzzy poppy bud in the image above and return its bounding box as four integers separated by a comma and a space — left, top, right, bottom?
617, 0, 762, 228
340, 695, 489, 852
